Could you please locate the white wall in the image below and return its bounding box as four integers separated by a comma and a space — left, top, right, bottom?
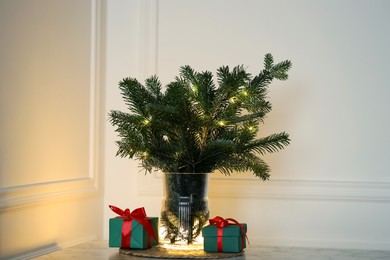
0, 0, 103, 258
103, 0, 390, 250
2, 0, 388, 256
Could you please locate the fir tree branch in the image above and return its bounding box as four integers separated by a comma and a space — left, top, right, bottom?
110, 53, 292, 179
244, 132, 291, 155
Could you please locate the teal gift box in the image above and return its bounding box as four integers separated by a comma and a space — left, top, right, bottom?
202, 223, 247, 253
109, 217, 159, 249
108, 217, 158, 249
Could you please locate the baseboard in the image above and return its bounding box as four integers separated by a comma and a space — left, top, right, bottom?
1, 235, 97, 260
250, 236, 390, 251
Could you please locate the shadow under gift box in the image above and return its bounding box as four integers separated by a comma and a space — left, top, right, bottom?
109, 217, 159, 249
202, 223, 247, 253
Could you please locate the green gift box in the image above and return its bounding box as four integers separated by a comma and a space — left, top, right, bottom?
109, 217, 159, 249
202, 223, 247, 253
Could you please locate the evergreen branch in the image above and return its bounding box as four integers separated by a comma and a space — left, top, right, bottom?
264, 53, 274, 70
245, 132, 291, 155
215, 153, 270, 180
271, 60, 292, 80
196, 139, 236, 168
110, 53, 292, 179
116, 140, 136, 158
227, 111, 265, 124
242, 97, 272, 115
180, 65, 198, 85
118, 77, 154, 116
109, 110, 144, 129
145, 75, 162, 98
213, 65, 251, 117
245, 154, 271, 180
193, 70, 216, 115
250, 70, 272, 90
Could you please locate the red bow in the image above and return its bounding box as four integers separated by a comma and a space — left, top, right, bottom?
109, 205, 158, 248
209, 216, 249, 252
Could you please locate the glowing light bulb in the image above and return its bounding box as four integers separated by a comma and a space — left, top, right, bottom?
143, 119, 150, 125
217, 121, 226, 126
241, 90, 249, 96
229, 96, 237, 103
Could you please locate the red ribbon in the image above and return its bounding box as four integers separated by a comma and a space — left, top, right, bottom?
209, 216, 249, 252
109, 205, 158, 248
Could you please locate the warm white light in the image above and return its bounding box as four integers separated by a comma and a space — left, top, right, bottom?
161, 241, 204, 251
217, 121, 226, 126
143, 119, 151, 125
159, 226, 204, 251
229, 96, 237, 103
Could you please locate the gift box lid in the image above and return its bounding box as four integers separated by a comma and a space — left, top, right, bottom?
202, 223, 247, 237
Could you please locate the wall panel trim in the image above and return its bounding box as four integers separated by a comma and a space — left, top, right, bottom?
138, 0, 159, 79
138, 172, 390, 203
0, 178, 97, 212
0, 0, 101, 212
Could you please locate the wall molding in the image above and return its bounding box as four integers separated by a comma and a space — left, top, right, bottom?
0, 178, 98, 212
0, 0, 101, 212
138, 0, 159, 79
209, 176, 390, 202
138, 171, 390, 203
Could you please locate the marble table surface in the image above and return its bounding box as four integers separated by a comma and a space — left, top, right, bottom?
33, 240, 390, 260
